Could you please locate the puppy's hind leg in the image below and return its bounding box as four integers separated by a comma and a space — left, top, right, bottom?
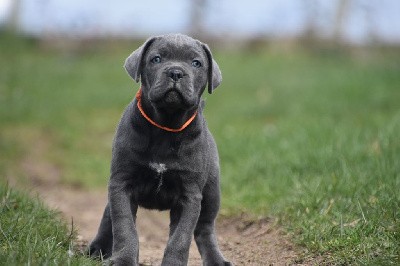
88, 204, 113, 259
194, 179, 232, 266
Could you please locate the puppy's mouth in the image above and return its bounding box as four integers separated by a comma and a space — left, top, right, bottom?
151, 88, 190, 110
149, 80, 197, 110
163, 89, 183, 105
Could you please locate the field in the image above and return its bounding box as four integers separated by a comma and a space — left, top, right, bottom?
0, 183, 95, 265
1, 34, 399, 264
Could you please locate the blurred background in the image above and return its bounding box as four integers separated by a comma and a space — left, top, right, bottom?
1, 1, 399, 264
1, 0, 400, 44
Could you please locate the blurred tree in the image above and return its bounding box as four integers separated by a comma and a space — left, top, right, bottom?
189, 0, 207, 37
362, 1, 379, 44
7, 0, 20, 32
302, 0, 319, 42
333, 0, 351, 43
302, 0, 354, 46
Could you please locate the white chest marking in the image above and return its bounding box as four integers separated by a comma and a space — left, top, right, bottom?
149, 162, 167, 193
149, 162, 167, 174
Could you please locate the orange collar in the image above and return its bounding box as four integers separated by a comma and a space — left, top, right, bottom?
135, 89, 198, 133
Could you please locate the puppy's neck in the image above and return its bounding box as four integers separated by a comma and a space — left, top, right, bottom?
138, 93, 200, 132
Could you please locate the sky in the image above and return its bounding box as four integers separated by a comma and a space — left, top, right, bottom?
1, 0, 400, 44
0, 0, 10, 22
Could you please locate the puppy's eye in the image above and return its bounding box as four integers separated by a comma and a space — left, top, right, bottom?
151, 56, 161, 63
192, 60, 202, 68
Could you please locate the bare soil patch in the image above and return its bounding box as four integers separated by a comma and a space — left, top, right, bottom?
13, 136, 316, 265
26, 179, 313, 266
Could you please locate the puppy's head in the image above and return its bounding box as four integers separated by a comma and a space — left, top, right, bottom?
124, 34, 222, 111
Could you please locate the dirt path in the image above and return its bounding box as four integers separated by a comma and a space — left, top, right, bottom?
25, 179, 310, 266
16, 139, 313, 265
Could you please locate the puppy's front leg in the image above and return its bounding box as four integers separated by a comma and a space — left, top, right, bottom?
109, 180, 139, 265
88, 204, 113, 258
162, 192, 202, 266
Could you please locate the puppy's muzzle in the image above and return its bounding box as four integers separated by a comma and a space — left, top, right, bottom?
167, 68, 184, 82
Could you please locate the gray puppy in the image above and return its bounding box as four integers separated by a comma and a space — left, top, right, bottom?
88, 34, 231, 266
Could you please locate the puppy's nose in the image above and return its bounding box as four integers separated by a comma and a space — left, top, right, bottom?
168, 69, 183, 82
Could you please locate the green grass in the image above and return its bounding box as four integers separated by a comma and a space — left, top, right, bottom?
1, 34, 399, 264
213, 50, 400, 264
0, 182, 96, 265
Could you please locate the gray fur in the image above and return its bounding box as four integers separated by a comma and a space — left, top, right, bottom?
88, 34, 230, 266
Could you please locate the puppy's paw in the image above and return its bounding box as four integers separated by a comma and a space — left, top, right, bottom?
87, 241, 112, 260
109, 255, 138, 266
203, 259, 233, 266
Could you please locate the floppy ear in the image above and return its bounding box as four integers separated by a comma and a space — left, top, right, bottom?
124, 37, 157, 82
202, 43, 222, 94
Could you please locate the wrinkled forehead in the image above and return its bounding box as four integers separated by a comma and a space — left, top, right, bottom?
147, 35, 205, 59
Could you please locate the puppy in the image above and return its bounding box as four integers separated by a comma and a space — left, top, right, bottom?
89, 34, 231, 266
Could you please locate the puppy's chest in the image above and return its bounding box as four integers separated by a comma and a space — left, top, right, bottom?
131, 136, 204, 209
144, 134, 202, 168
148, 137, 181, 159
132, 161, 187, 210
